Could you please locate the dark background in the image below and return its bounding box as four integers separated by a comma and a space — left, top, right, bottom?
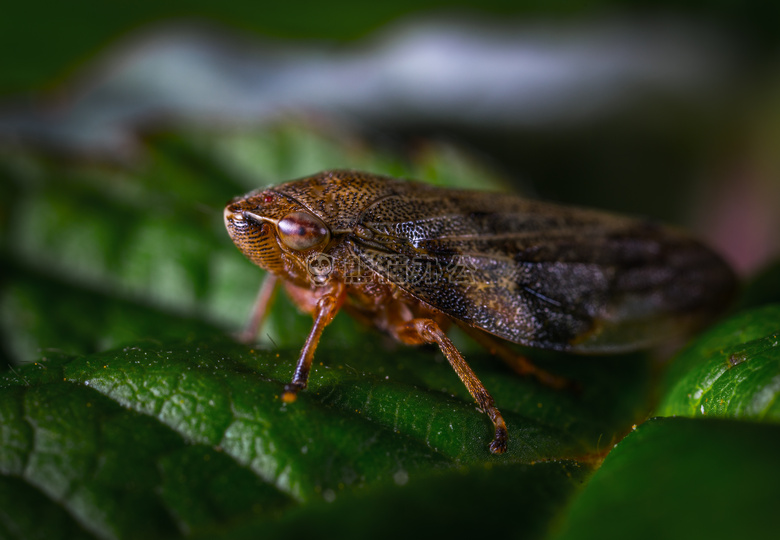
3, 0, 780, 274
3, 1, 779, 96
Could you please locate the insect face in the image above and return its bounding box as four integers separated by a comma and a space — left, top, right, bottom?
224, 190, 331, 285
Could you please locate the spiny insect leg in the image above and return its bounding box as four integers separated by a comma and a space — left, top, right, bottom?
239, 273, 279, 343
281, 284, 345, 403
457, 322, 570, 390
402, 318, 508, 454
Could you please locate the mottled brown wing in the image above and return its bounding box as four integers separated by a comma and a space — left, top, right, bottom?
349, 185, 735, 352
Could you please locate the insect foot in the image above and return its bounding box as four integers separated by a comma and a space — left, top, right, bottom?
489, 426, 509, 455
281, 382, 304, 403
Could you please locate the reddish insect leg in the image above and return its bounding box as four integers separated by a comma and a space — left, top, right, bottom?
457, 322, 569, 390
397, 318, 508, 454
281, 283, 346, 403
239, 273, 279, 343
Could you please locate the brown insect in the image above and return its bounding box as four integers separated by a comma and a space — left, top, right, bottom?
224, 170, 736, 453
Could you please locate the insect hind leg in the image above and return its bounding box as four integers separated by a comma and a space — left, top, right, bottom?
456, 322, 570, 390
396, 318, 508, 454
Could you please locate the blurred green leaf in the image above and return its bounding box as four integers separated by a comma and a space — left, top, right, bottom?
226, 459, 589, 540
656, 304, 780, 421
0, 260, 225, 363
553, 417, 780, 540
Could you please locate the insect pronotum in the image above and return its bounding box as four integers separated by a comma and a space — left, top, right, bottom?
224, 170, 736, 453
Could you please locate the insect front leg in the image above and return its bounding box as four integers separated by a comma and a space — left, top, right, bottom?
397, 318, 508, 454
239, 273, 279, 343
281, 282, 346, 403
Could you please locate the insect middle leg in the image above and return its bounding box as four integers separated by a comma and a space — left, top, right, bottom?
396, 318, 508, 454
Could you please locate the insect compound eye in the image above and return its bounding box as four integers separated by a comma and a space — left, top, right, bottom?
277, 211, 330, 251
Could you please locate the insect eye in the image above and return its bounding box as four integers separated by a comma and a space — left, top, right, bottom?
277, 211, 330, 251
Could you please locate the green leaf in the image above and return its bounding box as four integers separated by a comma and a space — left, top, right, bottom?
0, 362, 292, 539
0, 261, 225, 363
0, 337, 619, 538
553, 417, 780, 540
656, 304, 780, 421
228, 460, 589, 540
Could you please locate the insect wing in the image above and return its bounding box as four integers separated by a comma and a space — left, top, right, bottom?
350, 187, 735, 352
